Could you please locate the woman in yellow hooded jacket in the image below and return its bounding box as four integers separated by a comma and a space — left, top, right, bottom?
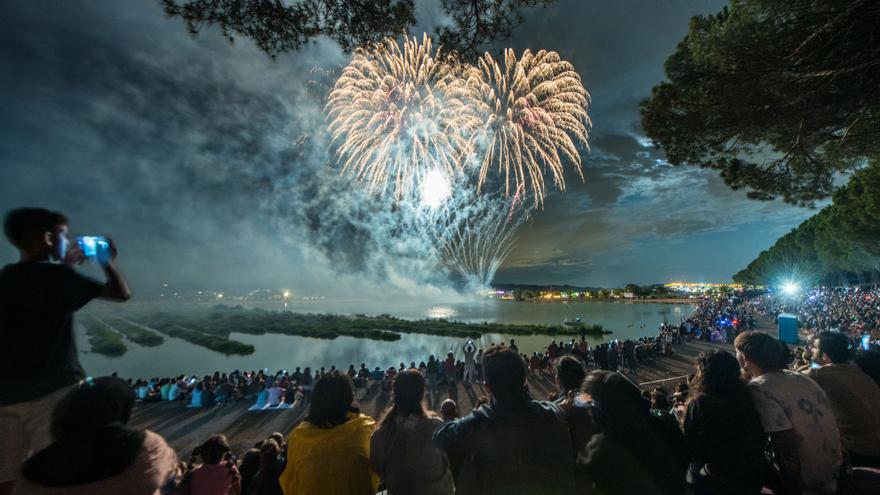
279, 372, 378, 495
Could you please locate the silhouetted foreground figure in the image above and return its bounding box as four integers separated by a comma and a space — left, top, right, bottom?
0, 208, 130, 494
433, 345, 576, 495
14, 377, 177, 494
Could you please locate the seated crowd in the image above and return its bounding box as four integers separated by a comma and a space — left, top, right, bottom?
8, 329, 880, 495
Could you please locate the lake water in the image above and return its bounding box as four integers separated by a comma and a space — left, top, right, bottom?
77, 300, 695, 379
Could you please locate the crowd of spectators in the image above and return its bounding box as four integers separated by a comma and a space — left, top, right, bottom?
3, 208, 880, 494
757, 286, 880, 347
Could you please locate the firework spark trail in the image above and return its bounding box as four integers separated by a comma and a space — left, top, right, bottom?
472, 49, 591, 206
326, 35, 482, 201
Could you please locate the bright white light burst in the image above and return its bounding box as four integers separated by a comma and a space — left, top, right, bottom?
781, 282, 800, 296
420, 169, 452, 209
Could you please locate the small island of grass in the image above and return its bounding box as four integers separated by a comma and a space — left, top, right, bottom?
80, 317, 127, 357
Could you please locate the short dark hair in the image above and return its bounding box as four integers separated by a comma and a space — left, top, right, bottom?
815, 331, 851, 364
306, 371, 355, 428
482, 345, 526, 398
51, 376, 134, 440
3, 207, 67, 248
556, 355, 586, 392
196, 434, 231, 465
735, 331, 783, 371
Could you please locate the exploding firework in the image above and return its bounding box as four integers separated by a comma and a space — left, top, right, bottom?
471, 49, 591, 205
326, 35, 481, 201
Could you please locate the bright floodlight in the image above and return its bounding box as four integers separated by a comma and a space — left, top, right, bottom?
420, 169, 451, 209
781, 282, 800, 296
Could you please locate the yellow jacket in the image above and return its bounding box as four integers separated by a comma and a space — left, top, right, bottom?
280, 413, 378, 495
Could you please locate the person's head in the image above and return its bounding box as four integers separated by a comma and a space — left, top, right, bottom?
259, 438, 280, 467
813, 331, 851, 365
482, 345, 527, 399
4, 207, 69, 261
734, 331, 783, 377
305, 371, 356, 428
268, 431, 284, 447
238, 448, 261, 478
581, 371, 649, 424
195, 434, 231, 465
691, 349, 747, 398
555, 355, 587, 393
440, 399, 459, 421
51, 377, 135, 440
380, 369, 426, 427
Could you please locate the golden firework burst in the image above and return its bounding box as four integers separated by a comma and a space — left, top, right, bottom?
326, 35, 481, 201
472, 49, 591, 205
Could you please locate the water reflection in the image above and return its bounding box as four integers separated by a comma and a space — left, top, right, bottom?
78, 301, 694, 379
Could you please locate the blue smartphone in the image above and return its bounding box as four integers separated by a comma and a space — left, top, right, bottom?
862, 334, 871, 352
76, 236, 110, 263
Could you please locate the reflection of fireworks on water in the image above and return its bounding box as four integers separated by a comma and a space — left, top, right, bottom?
472, 49, 590, 206
326, 35, 480, 201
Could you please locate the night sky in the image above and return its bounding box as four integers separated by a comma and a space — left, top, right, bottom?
0, 0, 819, 293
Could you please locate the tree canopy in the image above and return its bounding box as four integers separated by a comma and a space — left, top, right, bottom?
733, 166, 880, 286
160, 0, 553, 59
641, 0, 880, 206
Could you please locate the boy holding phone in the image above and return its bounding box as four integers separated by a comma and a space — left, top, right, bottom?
0, 207, 131, 494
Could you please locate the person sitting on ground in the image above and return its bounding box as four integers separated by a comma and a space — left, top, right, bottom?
682, 350, 765, 495
371, 369, 454, 495
735, 331, 841, 495
572, 371, 686, 495
439, 399, 459, 422
553, 355, 586, 404
434, 345, 577, 494
806, 331, 880, 467
189, 382, 205, 408
248, 384, 268, 411
247, 439, 283, 495
279, 372, 378, 495
14, 377, 178, 495
183, 434, 240, 495
0, 208, 131, 494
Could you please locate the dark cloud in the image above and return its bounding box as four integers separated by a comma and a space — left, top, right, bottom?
1, 0, 817, 291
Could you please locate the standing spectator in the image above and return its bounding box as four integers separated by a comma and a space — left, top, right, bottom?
13, 377, 177, 495
186, 435, 240, 495
807, 331, 880, 467
370, 369, 453, 495
442, 353, 456, 386
573, 371, 685, 495
683, 350, 765, 495
0, 208, 131, 494
735, 331, 841, 495
463, 341, 477, 383
426, 356, 439, 390
279, 372, 377, 495
433, 345, 576, 494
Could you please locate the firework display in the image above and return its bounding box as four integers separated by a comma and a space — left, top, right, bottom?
324, 35, 590, 288
326, 34, 481, 201
327, 35, 590, 206
473, 49, 591, 205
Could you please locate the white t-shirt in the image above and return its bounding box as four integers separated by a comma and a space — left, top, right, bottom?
748, 370, 841, 494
